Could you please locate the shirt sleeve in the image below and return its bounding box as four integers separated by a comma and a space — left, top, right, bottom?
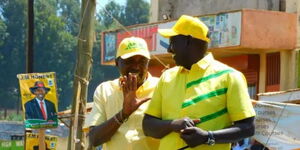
144, 75, 164, 118
84, 83, 107, 128
226, 71, 256, 122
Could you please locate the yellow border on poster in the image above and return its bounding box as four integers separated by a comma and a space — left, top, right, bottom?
26, 133, 57, 150
17, 72, 59, 128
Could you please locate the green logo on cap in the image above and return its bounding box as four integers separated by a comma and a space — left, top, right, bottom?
125, 42, 144, 50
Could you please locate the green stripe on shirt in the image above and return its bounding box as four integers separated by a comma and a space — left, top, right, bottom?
196, 108, 228, 124
182, 88, 228, 108
186, 70, 233, 89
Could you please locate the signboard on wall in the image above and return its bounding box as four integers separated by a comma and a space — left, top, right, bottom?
101, 11, 242, 64
200, 12, 241, 48
103, 33, 117, 62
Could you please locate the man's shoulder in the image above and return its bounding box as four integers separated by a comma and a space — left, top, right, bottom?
44, 99, 55, 105
161, 66, 181, 77
210, 60, 245, 78
99, 78, 119, 86
148, 75, 160, 83
25, 99, 35, 105
211, 60, 240, 72
94, 78, 120, 93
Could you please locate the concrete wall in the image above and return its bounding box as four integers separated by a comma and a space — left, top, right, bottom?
152, 0, 280, 21
298, 1, 300, 49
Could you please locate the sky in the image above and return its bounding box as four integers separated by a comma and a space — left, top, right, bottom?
97, 0, 151, 11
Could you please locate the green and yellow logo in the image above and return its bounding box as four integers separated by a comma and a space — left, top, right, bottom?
125, 42, 144, 50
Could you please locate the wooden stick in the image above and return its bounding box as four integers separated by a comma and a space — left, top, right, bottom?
70, 82, 81, 150
38, 129, 46, 150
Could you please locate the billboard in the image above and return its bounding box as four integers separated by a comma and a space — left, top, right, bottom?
17, 72, 58, 129
101, 11, 242, 64
200, 12, 241, 48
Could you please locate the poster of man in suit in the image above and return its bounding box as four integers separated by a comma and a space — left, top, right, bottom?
17, 72, 58, 129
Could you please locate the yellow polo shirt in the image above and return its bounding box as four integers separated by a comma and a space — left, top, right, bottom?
145, 53, 255, 150
84, 74, 159, 150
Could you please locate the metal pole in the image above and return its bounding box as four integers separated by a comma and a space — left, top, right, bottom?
25, 1, 34, 149
26, 0, 34, 73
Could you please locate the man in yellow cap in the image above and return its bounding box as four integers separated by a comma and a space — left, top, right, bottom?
143, 15, 255, 150
85, 37, 159, 150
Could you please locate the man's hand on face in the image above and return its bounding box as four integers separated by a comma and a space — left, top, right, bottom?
170, 117, 200, 132
180, 127, 208, 148
120, 73, 151, 118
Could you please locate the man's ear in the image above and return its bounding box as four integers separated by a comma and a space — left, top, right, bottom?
115, 58, 119, 66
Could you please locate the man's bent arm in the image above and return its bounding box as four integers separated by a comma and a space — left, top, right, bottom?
180, 117, 255, 147
88, 111, 124, 147
142, 114, 173, 138
213, 117, 255, 143
143, 114, 200, 139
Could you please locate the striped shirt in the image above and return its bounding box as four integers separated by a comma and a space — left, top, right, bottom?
145, 53, 255, 150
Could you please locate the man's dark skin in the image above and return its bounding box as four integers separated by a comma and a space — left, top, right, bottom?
88, 55, 150, 146
143, 35, 255, 148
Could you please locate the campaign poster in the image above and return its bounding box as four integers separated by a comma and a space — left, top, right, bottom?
26, 133, 57, 150
103, 33, 117, 62
253, 100, 300, 149
200, 11, 241, 48
17, 72, 58, 129
0, 140, 24, 150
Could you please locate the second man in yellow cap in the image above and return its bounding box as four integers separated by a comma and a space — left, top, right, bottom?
143, 15, 255, 150
84, 37, 159, 150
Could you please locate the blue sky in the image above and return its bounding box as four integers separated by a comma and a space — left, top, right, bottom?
97, 0, 150, 10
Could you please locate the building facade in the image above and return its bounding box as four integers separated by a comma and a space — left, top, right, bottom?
148, 0, 300, 96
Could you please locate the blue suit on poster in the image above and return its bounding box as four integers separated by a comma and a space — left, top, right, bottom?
25, 99, 57, 121
25, 80, 57, 121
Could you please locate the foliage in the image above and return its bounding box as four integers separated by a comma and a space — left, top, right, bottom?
0, 0, 150, 111
0, 0, 27, 109
97, 1, 125, 29
98, 0, 150, 28
6, 113, 23, 121
0, 19, 8, 46
123, 0, 150, 26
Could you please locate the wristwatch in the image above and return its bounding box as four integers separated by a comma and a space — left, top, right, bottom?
206, 131, 215, 146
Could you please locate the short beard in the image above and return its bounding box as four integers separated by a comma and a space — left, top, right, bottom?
37, 94, 44, 100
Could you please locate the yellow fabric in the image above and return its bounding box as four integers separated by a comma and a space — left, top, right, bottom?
84, 74, 159, 150
158, 15, 210, 42
145, 53, 256, 150
116, 36, 150, 59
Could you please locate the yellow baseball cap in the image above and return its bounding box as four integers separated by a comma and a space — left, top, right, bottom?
158, 15, 210, 42
116, 37, 150, 59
